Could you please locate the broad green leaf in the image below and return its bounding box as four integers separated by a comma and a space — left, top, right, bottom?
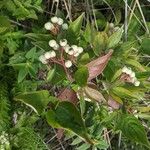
78, 53, 90, 65
18, 67, 28, 83
14, 90, 50, 115
107, 26, 123, 49
25, 47, 37, 61
69, 13, 84, 36
46, 101, 89, 140
112, 87, 139, 99
67, 13, 84, 44
93, 32, 108, 56
74, 66, 89, 87
83, 22, 95, 43
116, 114, 150, 148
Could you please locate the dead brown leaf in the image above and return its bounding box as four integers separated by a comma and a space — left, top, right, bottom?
86, 50, 113, 81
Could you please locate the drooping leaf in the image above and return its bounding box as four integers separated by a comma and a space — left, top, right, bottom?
14, 90, 50, 115
75, 66, 89, 87
86, 50, 113, 81
116, 114, 150, 148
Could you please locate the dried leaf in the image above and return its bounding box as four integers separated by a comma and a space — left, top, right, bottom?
108, 96, 120, 110
58, 88, 78, 105
86, 50, 113, 81
84, 86, 106, 103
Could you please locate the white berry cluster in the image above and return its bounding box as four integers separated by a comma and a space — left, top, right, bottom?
108, 23, 120, 36
44, 16, 68, 31
39, 39, 84, 68
39, 50, 56, 64
0, 132, 10, 150
122, 66, 140, 86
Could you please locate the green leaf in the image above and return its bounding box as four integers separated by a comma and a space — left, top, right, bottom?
76, 143, 90, 150
93, 32, 108, 56
25, 47, 37, 61
112, 87, 139, 99
14, 90, 50, 115
116, 114, 150, 148
83, 22, 95, 43
95, 140, 109, 149
69, 13, 84, 36
0, 15, 10, 33
18, 67, 28, 83
46, 68, 55, 82
141, 38, 150, 55
107, 26, 123, 49
125, 59, 146, 71
46, 101, 88, 139
75, 66, 89, 87
78, 53, 90, 65
71, 137, 83, 145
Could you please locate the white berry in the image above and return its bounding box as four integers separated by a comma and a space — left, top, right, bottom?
39, 55, 47, 64
68, 50, 74, 55
44, 52, 51, 59
130, 72, 135, 78
65, 60, 72, 68
49, 40, 57, 48
64, 45, 70, 53
74, 52, 80, 57
109, 23, 114, 29
71, 45, 78, 53
60, 39, 67, 47
57, 18, 64, 25
44, 22, 54, 30
53, 44, 59, 50
134, 80, 140, 86
78, 47, 83, 53
62, 23, 68, 30
50, 51, 56, 58
122, 66, 128, 73
51, 16, 58, 24
126, 69, 132, 75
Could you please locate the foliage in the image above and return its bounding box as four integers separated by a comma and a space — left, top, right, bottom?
0, 0, 150, 150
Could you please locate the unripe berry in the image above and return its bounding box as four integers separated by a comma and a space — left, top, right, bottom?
62, 23, 68, 30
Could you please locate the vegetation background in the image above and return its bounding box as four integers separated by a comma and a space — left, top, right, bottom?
0, 0, 150, 150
